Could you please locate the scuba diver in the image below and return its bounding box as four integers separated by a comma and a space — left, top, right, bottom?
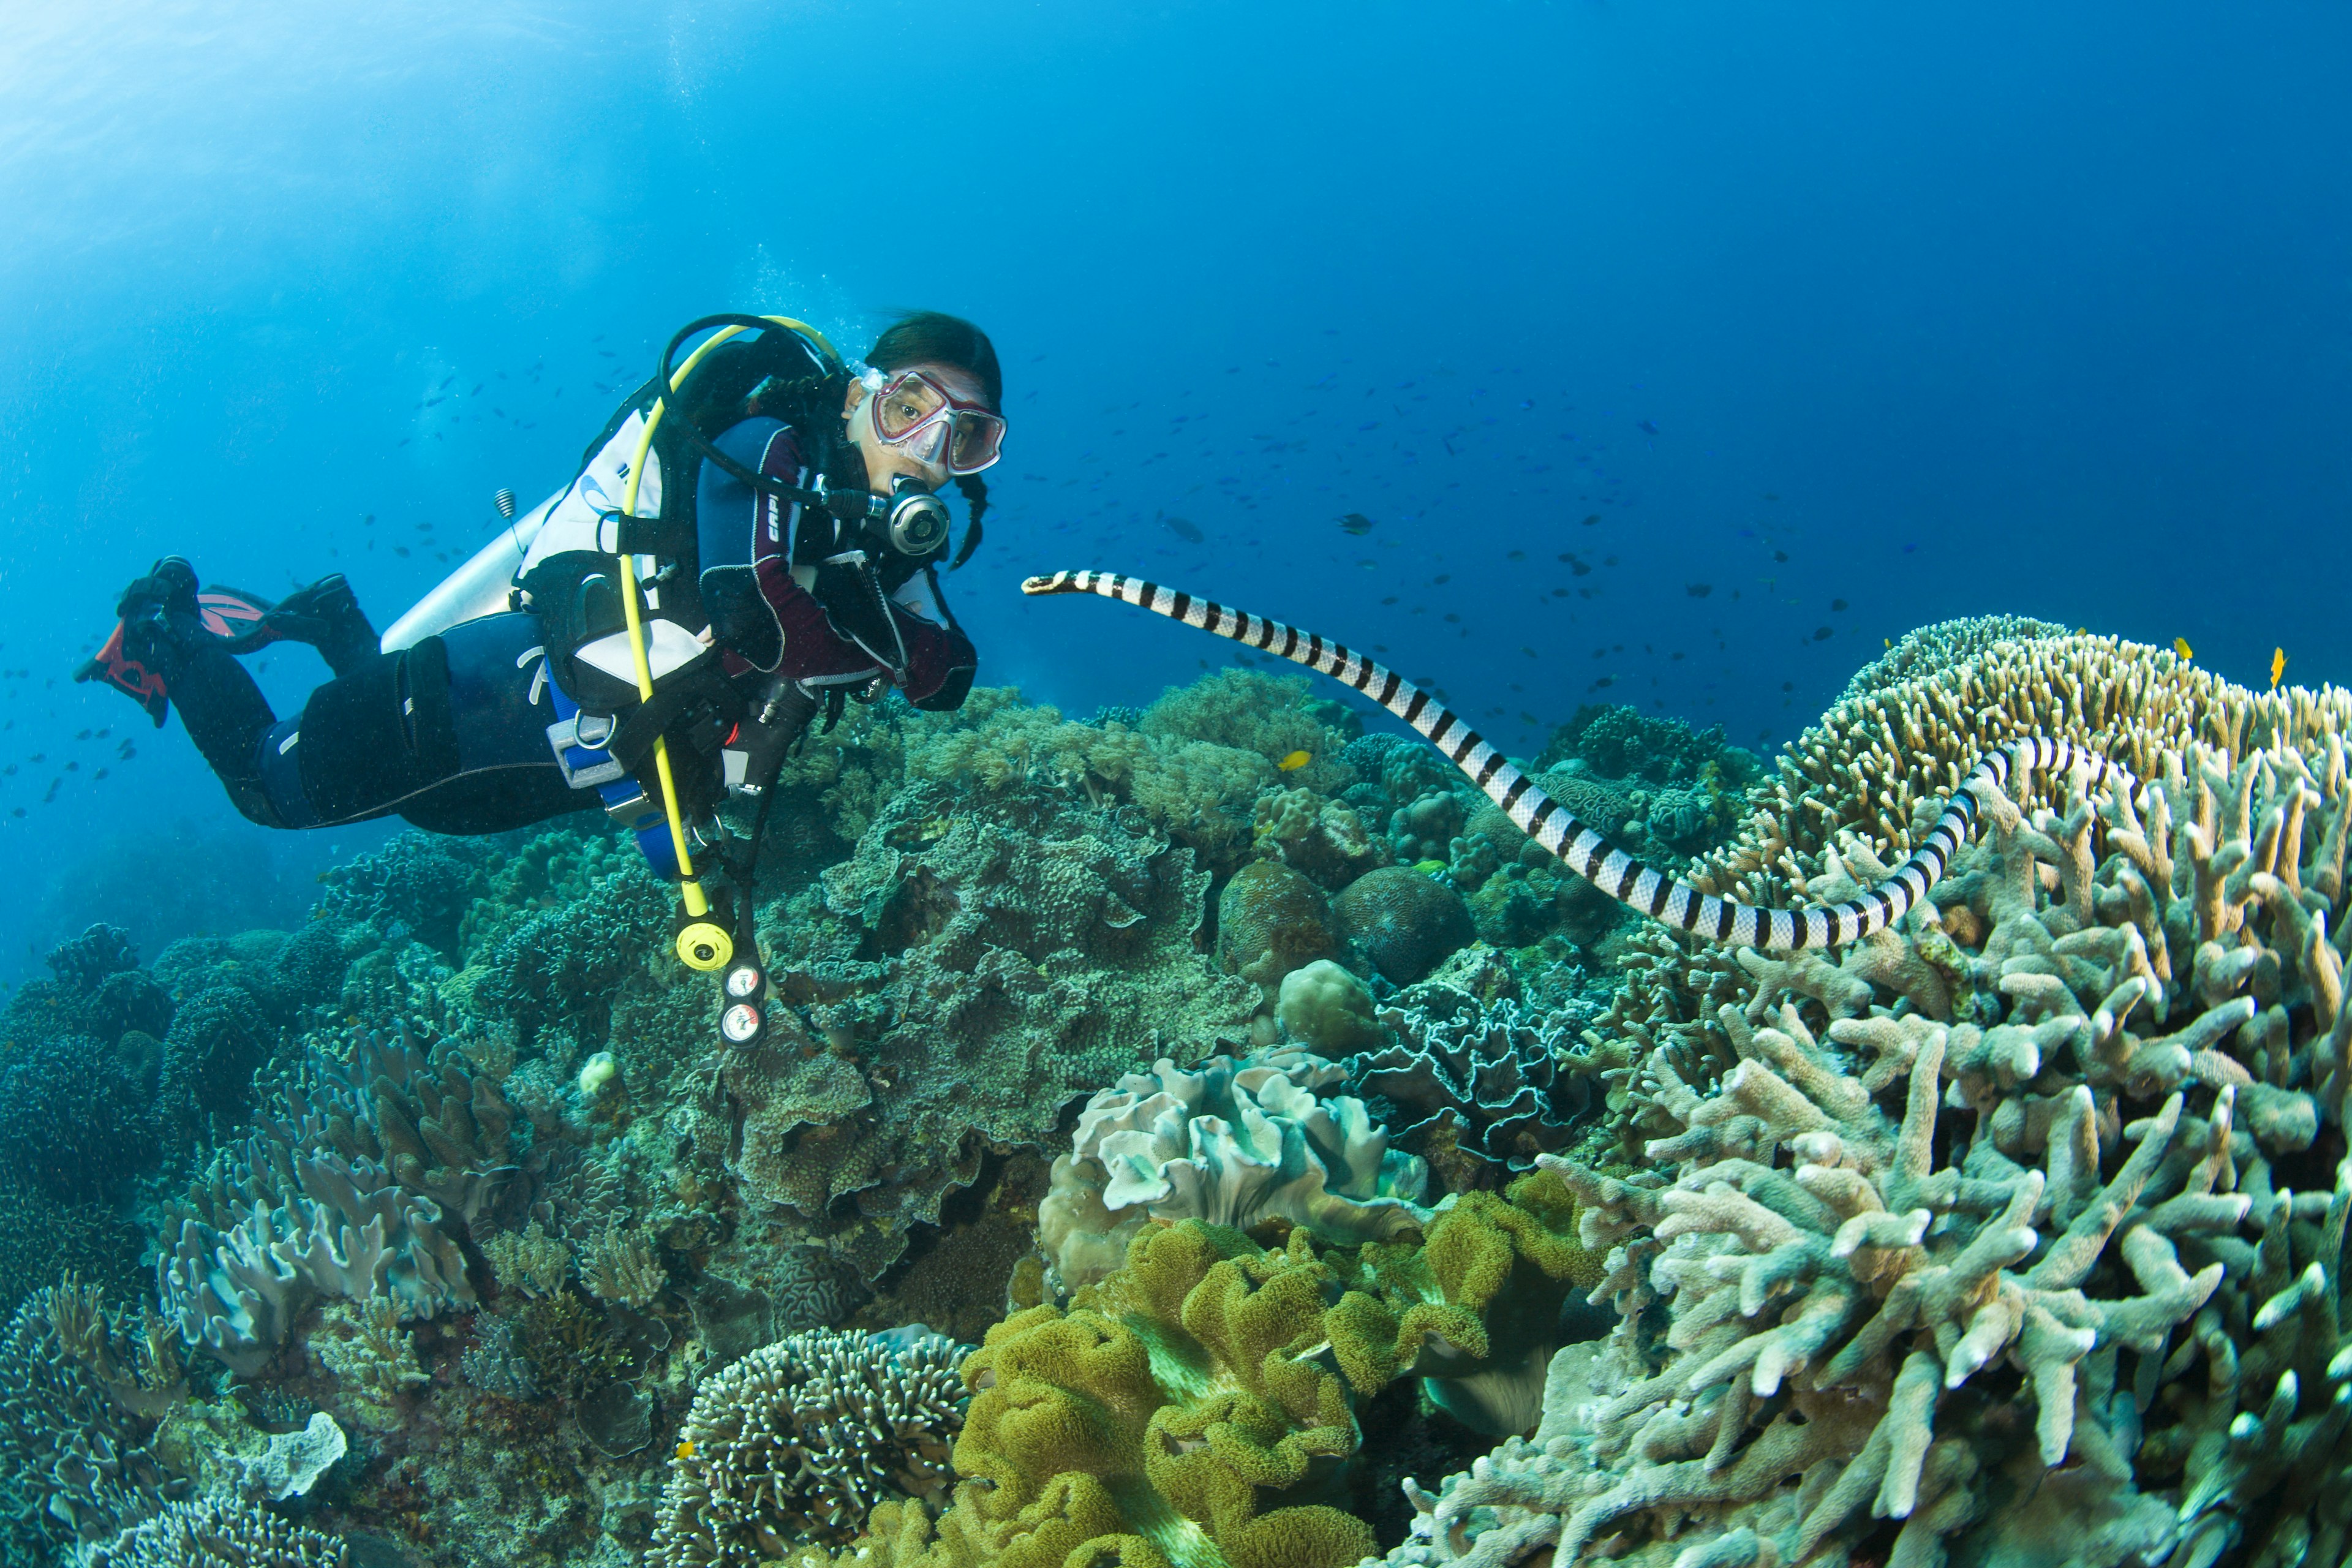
78, 312, 1003, 1007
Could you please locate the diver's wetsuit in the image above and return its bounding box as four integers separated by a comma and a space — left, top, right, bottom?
151, 414, 978, 834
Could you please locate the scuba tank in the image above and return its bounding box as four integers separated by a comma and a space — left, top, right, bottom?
379, 490, 556, 652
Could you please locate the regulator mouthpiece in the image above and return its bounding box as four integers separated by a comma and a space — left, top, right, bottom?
886, 475, 952, 558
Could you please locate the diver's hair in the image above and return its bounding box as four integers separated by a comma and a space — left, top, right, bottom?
868, 312, 1003, 409
949, 474, 989, 568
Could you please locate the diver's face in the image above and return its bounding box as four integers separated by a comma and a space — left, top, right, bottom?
845, 361, 992, 491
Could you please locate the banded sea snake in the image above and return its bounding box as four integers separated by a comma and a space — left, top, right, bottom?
1022, 570, 2137, 952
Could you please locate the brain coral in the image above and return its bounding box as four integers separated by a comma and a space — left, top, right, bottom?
1218, 859, 1342, 999
730, 785, 1259, 1279
649, 1328, 966, 1563
1333, 866, 1475, 985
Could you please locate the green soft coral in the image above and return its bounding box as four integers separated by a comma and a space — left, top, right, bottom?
1335, 1170, 1603, 1436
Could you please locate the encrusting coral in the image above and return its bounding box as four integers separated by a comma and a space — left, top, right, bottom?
1036, 1049, 1431, 1294
733, 782, 1259, 1278
647, 1327, 967, 1563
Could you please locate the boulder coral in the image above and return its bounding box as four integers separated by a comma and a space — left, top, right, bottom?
1333, 867, 1476, 986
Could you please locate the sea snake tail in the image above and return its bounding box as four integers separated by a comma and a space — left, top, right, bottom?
1020, 569, 2139, 952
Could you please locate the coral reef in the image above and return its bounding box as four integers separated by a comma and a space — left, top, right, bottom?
731, 782, 1258, 1278
81, 1498, 349, 1566
0, 1281, 187, 1559
1036, 1049, 1431, 1293
853, 1188, 1597, 1568
1221, 859, 1344, 999
0, 1027, 160, 1200
648, 1328, 967, 1562
1388, 654, 2352, 1568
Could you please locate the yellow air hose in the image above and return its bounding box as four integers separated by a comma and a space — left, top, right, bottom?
616, 315, 841, 971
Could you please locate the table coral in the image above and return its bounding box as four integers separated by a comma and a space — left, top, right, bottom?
1037, 1049, 1431, 1294
648, 1327, 967, 1563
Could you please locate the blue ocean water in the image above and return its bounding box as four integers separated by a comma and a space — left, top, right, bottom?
2, 0, 2346, 971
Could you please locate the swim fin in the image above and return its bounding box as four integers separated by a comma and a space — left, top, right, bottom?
74, 564, 277, 726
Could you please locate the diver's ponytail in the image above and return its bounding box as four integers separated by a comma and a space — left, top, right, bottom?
950, 474, 988, 568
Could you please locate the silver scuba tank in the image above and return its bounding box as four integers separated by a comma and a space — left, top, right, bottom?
379, 407, 670, 652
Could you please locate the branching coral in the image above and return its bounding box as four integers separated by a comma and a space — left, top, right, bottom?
1385, 678, 2352, 1568
0, 1283, 187, 1558
80, 1497, 349, 1567
649, 1328, 967, 1562
1036, 1050, 1430, 1294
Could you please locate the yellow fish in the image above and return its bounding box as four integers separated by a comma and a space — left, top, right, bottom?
1883, 638, 1892, 649
2174, 637, 2193, 661
2272, 647, 2287, 690
1277, 750, 1311, 772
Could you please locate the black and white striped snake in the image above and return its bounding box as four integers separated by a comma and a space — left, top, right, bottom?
1022, 570, 2136, 952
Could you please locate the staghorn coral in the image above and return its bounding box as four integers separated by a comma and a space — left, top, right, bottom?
648, 1328, 967, 1562
733, 783, 1259, 1279
80, 1496, 349, 1567
1386, 704, 2352, 1568
580, 1219, 667, 1308
1036, 1049, 1431, 1294
481, 1219, 572, 1298
313, 1295, 430, 1419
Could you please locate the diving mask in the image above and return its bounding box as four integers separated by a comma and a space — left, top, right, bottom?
861, 367, 1005, 475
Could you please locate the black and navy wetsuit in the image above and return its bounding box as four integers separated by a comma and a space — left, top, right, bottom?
169, 415, 977, 837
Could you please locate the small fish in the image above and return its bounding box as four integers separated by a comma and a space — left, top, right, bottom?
1161, 514, 1205, 545
1581, 514, 1600, 526
1278, 750, 1312, 772
1883, 638, 1893, 649
2272, 647, 2287, 689
1637, 419, 1660, 435
1338, 512, 1374, 535
1686, 583, 1713, 598
2174, 637, 2193, 661
1830, 599, 1848, 612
